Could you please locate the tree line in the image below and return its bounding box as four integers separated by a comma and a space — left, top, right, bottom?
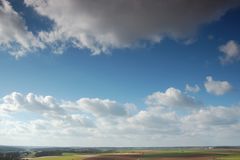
0, 152, 21, 160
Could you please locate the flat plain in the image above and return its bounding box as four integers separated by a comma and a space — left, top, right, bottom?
24, 148, 240, 160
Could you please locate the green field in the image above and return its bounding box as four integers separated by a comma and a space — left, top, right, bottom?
218, 154, 240, 160
28, 154, 83, 160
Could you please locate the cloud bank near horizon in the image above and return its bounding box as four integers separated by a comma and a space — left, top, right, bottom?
0, 82, 239, 146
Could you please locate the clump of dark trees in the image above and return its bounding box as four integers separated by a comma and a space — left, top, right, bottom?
35, 150, 63, 157
34, 149, 104, 157
0, 152, 21, 160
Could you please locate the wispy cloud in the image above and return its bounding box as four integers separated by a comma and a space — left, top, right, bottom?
185, 84, 200, 93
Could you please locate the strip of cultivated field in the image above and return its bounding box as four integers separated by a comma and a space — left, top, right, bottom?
24, 149, 240, 160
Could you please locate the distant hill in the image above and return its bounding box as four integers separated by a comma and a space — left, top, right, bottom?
0, 146, 26, 153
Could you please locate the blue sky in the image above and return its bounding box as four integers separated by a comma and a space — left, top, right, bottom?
0, 0, 240, 146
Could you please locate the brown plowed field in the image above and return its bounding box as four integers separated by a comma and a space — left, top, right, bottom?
146, 157, 215, 160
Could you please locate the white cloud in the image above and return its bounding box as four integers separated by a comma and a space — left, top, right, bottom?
181, 106, 240, 138
183, 106, 240, 127
127, 107, 180, 134
185, 84, 200, 93
0, 92, 22, 113
76, 98, 130, 117
219, 40, 240, 64
0, 0, 43, 58
0, 92, 64, 115
204, 76, 232, 96
145, 87, 202, 108
1, 91, 240, 146
24, 0, 240, 55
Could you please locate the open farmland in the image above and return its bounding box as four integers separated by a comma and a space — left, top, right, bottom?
23, 148, 240, 160
28, 155, 83, 160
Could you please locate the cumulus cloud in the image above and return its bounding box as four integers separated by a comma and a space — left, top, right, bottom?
185, 84, 200, 93
127, 107, 180, 134
219, 40, 240, 64
23, 0, 240, 55
0, 0, 239, 57
183, 106, 240, 126
204, 76, 232, 96
0, 0, 43, 58
1, 91, 240, 146
145, 87, 202, 108
181, 106, 240, 138
76, 98, 131, 117
0, 92, 64, 115
0, 92, 132, 119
